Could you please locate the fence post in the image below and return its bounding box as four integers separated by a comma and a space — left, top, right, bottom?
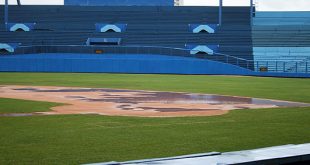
256, 61, 259, 71
283, 62, 285, 72
247, 61, 249, 69
226, 56, 228, 63
296, 62, 298, 73
306, 62, 308, 73
275, 61, 278, 72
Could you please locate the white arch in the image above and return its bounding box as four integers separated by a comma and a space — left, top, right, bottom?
10, 24, 30, 32
193, 25, 215, 33
100, 25, 122, 33
190, 45, 214, 55
0, 43, 15, 52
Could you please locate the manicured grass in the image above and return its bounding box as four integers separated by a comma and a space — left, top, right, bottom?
0, 108, 309, 164
0, 72, 309, 102
0, 72, 309, 164
0, 98, 62, 114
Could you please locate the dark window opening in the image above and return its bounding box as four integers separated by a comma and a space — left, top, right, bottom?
15, 28, 26, 32
199, 29, 209, 33
196, 51, 209, 55
0, 49, 9, 54
87, 38, 121, 46
105, 29, 117, 33
89, 41, 119, 46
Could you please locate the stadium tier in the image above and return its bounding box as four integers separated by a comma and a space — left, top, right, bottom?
0, 5, 309, 77
0, 6, 252, 59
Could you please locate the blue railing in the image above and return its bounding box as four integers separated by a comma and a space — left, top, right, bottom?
2, 45, 310, 74
254, 61, 309, 73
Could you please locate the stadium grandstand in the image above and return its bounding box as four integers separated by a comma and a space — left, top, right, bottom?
0, 0, 309, 77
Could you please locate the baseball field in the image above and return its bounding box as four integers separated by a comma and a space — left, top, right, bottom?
0, 72, 309, 164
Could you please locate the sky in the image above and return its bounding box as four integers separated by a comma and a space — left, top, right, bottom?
1, 0, 310, 11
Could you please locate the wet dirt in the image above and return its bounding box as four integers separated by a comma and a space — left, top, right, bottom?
0, 85, 309, 117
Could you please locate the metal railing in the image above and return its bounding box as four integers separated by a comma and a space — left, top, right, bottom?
255, 61, 309, 73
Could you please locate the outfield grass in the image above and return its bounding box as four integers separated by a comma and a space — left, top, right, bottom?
0, 73, 309, 164
0, 98, 62, 114
0, 72, 309, 102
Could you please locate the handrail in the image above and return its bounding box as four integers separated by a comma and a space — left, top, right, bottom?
18, 44, 251, 61
12, 44, 310, 73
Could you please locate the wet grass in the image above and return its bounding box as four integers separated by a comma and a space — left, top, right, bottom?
0, 72, 309, 164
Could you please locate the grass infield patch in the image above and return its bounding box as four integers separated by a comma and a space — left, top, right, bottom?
0, 98, 62, 114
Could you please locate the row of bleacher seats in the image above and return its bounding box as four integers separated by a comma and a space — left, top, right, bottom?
0, 5, 253, 60
253, 12, 310, 47
252, 12, 310, 73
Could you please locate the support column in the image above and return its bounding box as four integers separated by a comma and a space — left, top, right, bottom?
250, 0, 253, 26
17, 0, 21, 6
4, 0, 8, 30
219, 0, 223, 26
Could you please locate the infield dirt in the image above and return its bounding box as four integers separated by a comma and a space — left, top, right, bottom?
0, 85, 309, 117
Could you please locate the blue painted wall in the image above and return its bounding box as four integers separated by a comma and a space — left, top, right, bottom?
64, 0, 174, 6
0, 54, 308, 77
0, 54, 251, 74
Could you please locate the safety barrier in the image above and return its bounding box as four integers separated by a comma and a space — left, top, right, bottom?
1, 45, 308, 73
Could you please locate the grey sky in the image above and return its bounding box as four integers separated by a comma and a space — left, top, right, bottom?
1, 0, 310, 11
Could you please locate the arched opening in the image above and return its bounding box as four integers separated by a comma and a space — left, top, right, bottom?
196, 51, 209, 55
0, 49, 9, 54
15, 28, 26, 32
199, 29, 209, 33
106, 29, 117, 33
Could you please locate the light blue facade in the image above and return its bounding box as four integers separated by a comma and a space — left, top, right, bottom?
254, 12, 310, 25
252, 12, 310, 73
64, 0, 174, 6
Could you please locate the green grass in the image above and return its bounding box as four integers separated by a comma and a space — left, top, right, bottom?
0, 98, 62, 114
0, 72, 309, 102
0, 72, 309, 164
0, 108, 309, 164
